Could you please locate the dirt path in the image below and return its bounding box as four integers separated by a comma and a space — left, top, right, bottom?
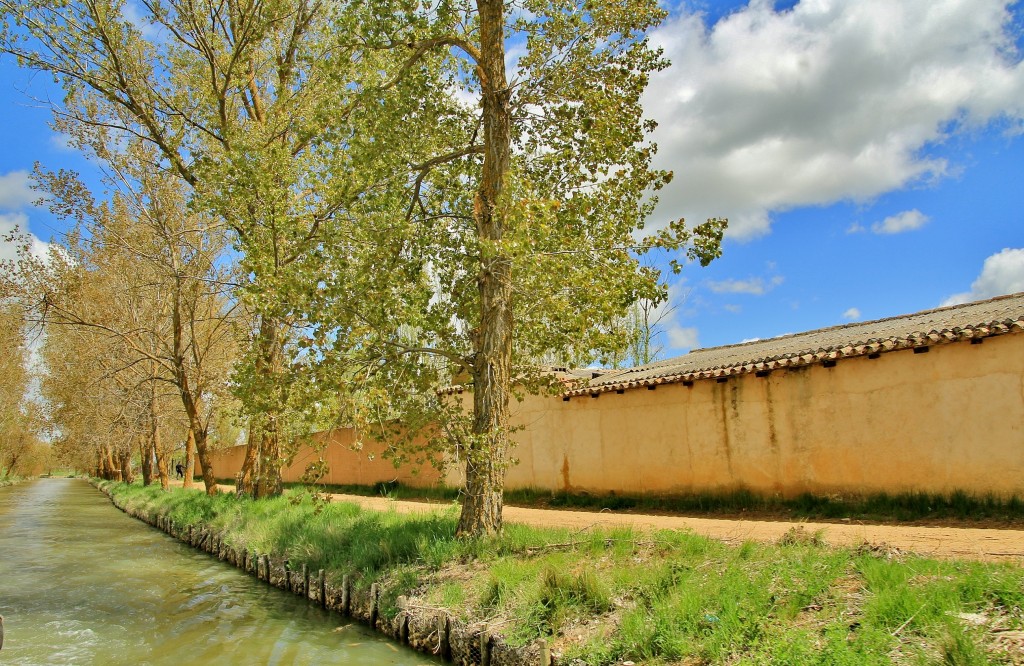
172, 482, 1024, 563
327, 493, 1024, 563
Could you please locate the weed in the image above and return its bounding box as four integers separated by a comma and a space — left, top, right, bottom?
777, 525, 827, 547
942, 624, 990, 665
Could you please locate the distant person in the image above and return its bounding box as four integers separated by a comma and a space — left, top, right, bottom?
175, 463, 184, 479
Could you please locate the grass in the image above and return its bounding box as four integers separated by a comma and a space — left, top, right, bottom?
226, 479, 1024, 525
102, 480, 1024, 665
1, 473, 29, 488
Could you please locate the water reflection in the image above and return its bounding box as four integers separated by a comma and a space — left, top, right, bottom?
0, 479, 438, 665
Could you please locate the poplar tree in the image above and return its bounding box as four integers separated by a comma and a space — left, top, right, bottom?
310, 0, 726, 535
0, 0, 411, 496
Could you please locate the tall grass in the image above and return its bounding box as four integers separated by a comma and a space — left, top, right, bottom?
102, 480, 1024, 665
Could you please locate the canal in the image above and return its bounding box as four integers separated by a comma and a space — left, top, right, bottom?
0, 478, 439, 665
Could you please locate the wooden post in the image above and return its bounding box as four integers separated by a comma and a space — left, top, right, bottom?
301, 563, 309, 597
439, 615, 451, 660
399, 613, 410, 644
369, 583, 380, 628
318, 569, 326, 608
537, 638, 551, 666
480, 628, 491, 666
342, 575, 351, 615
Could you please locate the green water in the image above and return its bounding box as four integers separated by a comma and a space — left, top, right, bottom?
0, 478, 439, 665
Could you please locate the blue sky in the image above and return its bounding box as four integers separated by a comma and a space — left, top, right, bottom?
2, 0, 1023, 359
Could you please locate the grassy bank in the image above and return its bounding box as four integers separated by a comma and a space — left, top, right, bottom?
104, 481, 1024, 665
219, 479, 1024, 525
1, 473, 28, 488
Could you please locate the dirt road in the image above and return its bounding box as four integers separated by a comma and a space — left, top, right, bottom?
327, 493, 1024, 563
172, 482, 1024, 562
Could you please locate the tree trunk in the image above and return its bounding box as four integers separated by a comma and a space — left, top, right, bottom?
153, 415, 169, 491
236, 317, 285, 499
255, 422, 282, 498
183, 427, 196, 489
102, 445, 118, 480
193, 426, 219, 495
156, 448, 170, 491
118, 448, 134, 484
140, 435, 154, 486
457, 0, 513, 538
235, 425, 259, 496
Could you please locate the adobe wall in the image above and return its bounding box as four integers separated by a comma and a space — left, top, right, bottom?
494, 332, 1024, 498
202, 427, 444, 487
206, 332, 1024, 498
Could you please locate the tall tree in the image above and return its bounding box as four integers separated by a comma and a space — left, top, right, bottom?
307, 0, 726, 535
0, 301, 46, 477
9, 160, 241, 495
0, 0, 405, 497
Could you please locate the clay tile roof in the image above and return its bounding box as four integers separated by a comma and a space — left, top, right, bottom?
564, 291, 1024, 397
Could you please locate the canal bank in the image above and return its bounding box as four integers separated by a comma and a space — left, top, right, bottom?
96, 480, 1024, 665
0, 478, 439, 665
97, 480, 552, 666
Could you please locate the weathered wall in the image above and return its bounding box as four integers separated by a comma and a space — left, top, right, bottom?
203, 428, 444, 487
207, 333, 1024, 498
494, 333, 1024, 498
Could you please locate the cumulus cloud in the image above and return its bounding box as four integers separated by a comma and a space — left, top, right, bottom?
1, 170, 51, 263
0, 212, 51, 262
645, 0, 1024, 239
842, 307, 861, 320
871, 209, 929, 234
0, 170, 34, 209
667, 324, 700, 350
941, 248, 1024, 306
707, 274, 784, 295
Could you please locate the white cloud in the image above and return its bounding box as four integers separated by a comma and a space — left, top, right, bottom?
667, 325, 700, 350
1, 213, 52, 264
842, 307, 861, 320
645, 0, 1024, 239
942, 248, 1024, 306
871, 209, 929, 234
0, 170, 34, 209
49, 133, 77, 152
707, 274, 784, 295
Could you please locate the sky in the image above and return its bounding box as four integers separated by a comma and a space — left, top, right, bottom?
2, 0, 1023, 359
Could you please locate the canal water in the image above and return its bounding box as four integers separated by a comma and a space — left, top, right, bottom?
0, 478, 439, 665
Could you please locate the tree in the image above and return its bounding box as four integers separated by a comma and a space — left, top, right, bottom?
7, 158, 240, 495
0, 0, 405, 497
304, 0, 726, 535
0, 301, 46, 477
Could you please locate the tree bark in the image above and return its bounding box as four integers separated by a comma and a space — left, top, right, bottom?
102, 444, 118, 480
153, 415, 169, 491
183, 427, 196, 489
118, 448, 134, 483
255, 422, 283, 498
236, 316, 285, 499
170, 275, 219, 496
236, 426, 260, 496
456, 0, 513, 538
140, 434, 154, 485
